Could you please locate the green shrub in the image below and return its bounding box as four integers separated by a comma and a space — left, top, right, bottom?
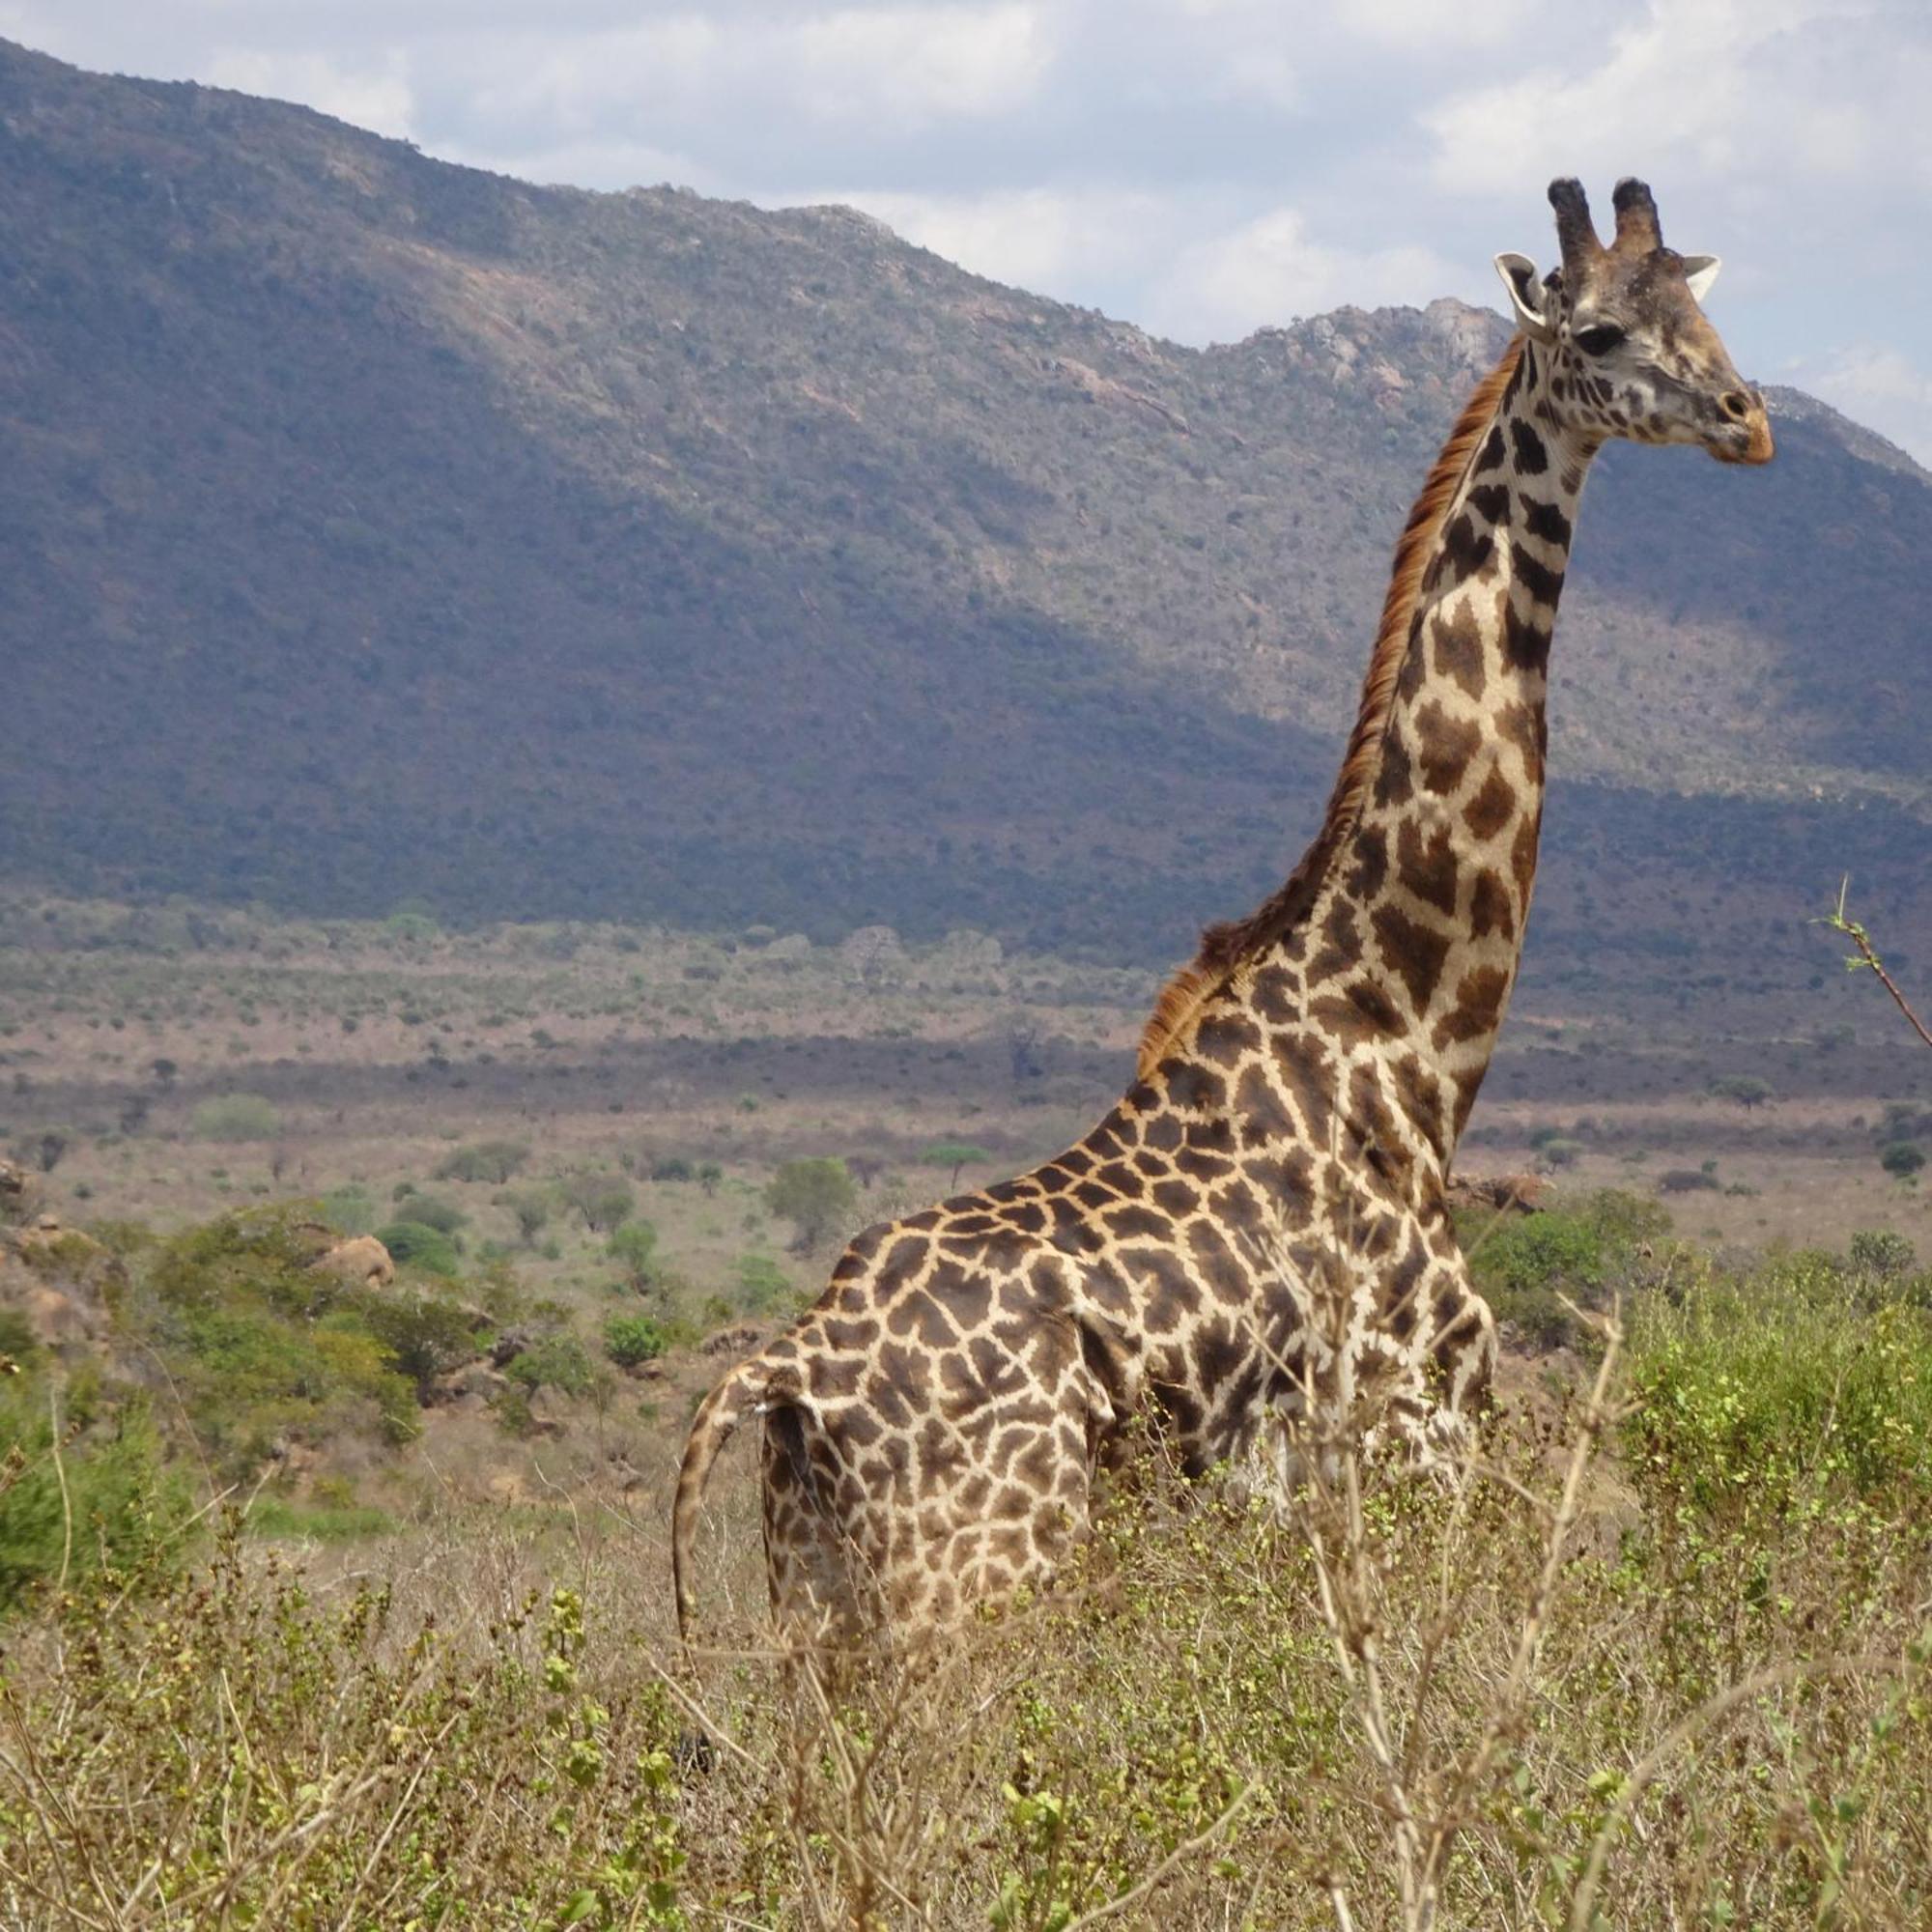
734, 1250, 792, 1314
1879, 1141, 1925, 1182
354, 1292, 479, 1397
498, 1185, 555, 1245
608, 1220, 659, 1286
434, 1141, 530, 1184
1464, 1190, 1667, 1349
392, 1193, 467, 1236
374, 1220, 461, 1278
602, 1313, 668, 1369
648, 1155, 694, 1183
505, 1332, 595, 1397
0, 1309, 39, 1364
320, 1184, 378, 1236
190, 1094, 283, 1142
561, 1173, 635, 1233
1849, 1229, 1917, 1282
0, 1384, 194, 1611
1630, 1252, 1932, 1519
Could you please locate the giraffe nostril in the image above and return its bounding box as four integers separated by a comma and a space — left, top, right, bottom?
1720, 390, 1753, 421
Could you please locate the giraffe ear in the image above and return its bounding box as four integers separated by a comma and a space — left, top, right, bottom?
1493, 252, 1554, 341
1680, 254, 1721, 302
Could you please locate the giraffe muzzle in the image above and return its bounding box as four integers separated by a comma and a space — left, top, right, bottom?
1710, 388, 1775, 466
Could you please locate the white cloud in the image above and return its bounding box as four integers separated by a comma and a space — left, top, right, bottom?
1422, 0, 1928, 201
1332, 0, 1538, 48
1794, 344, 1932, 467
794, 5, 1051, 125
205, 47, 415, 138
430, 4, 1050, 164
1144, 206, 1471, 344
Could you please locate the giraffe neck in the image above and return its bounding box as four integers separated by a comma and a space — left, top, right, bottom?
1280, 341, 1596, 1160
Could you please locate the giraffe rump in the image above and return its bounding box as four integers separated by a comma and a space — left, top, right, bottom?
1137, 339, 1526, 1080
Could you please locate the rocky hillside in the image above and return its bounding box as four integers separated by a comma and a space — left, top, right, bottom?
2, 37, 1927, 978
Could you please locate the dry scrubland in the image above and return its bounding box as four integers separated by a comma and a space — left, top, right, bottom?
2, 893, 1930, 1928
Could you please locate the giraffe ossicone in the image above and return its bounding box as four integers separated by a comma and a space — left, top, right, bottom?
673, 177, 1774, 1643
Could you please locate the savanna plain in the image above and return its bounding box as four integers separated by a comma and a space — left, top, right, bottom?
1, 891, 1928, 1929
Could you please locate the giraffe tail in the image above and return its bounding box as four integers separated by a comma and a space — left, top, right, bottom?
671, 1351, 799, 1646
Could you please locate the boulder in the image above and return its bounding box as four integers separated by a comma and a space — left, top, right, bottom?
0, 1215, 121, 1351
310, 1235, 395, 1288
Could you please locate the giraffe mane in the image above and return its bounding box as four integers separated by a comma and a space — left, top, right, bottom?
1136, 336, 1528, 1083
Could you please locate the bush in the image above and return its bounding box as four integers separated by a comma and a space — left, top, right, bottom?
608, 1220, 659, 1281
373, 1220, 461, 1279
391, 1193, 467, 1236
561, 1173, 635, 1234
1466, 1190, 1670, 1349
1850, 1229, 1917, 1281
648, 1155, 695, 1183
1879, 1141, 1925, 1181
355, 1292, 479, 1397
498, 1185, 555, 1245
602, 1313, 668, 1369
733, 1251, 792, 1314
1630, 1252, 1932, 1519
504, 1332, 595, 1397
765, 1157, 858, 1251
434, 1141, 531, 1184
190, 1094, 282, 1142
320, 1184, 378, 1236
0, 1384, 193, 1610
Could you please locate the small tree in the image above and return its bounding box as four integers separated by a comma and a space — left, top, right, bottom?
561, 1172, 635, 1234
765, 1157, 858, 1253
499, 1186, 554, 1247
608, 1220, 660, 1291
920, 1141, 990, 1190
1709, 1074, 1774, 1110
697, 1161, 723, 1197
434, 1141, 530, 1184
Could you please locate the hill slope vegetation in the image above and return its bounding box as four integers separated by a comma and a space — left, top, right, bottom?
1, 38, 1927, 979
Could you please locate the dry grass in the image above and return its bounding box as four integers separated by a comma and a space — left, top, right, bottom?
2, 1282, 1928, 1928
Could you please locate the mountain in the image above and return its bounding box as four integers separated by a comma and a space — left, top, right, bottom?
2, 37, 1927, 983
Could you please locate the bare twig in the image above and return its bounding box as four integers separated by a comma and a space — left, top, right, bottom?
1059, 1777, 1259, 1930
1816, 877, 1932, 1051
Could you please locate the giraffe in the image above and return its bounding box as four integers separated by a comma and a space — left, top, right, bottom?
673, 177, 1774, 1643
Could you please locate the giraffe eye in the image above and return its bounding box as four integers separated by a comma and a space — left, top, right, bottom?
1573, 322, 1626, 356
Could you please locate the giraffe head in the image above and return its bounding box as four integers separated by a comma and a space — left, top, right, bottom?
1493, 177, 1774, 467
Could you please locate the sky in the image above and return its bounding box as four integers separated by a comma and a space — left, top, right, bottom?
6, 0, 1931, 461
